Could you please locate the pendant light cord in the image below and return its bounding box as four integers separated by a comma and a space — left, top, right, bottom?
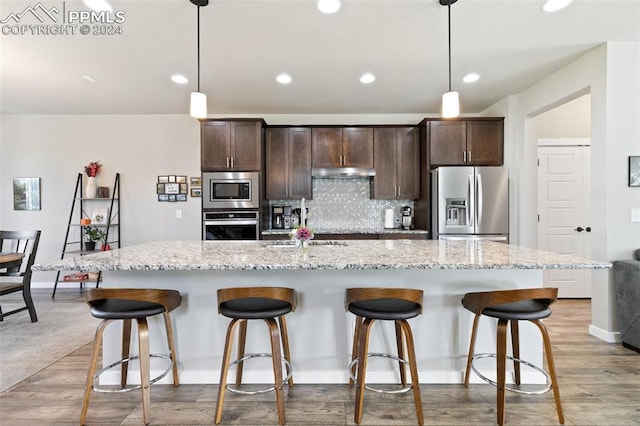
197, 5, 201, 92
447, 0, 452, 92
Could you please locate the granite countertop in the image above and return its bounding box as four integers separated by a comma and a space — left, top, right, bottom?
32, 240, 611, 272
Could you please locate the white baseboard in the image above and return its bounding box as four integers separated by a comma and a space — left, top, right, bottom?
589, 324, 621, 343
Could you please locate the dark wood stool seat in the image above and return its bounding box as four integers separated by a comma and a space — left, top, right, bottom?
80, 288, 182, 425
346, 287, 424, 425
462, 287, 564, 425
215, 287, 296, 426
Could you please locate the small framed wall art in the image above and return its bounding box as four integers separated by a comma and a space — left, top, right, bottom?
13, 177, 41, 211
629, 156, 640, 187
190, 176, 202, 197
157, 175, 188, 201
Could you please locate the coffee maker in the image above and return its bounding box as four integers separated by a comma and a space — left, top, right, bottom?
401, 206, 414, 230
272, 204, 291, 229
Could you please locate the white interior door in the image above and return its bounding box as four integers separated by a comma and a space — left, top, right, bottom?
537, 144, 591, 298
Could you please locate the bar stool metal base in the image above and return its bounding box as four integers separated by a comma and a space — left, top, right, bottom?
92, 353, 173, 394
471, 353, 552, 395
226, 352, 293, 395
349, 353, 413, 394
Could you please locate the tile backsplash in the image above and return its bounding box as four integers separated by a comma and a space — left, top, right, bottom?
269, 178, 413, 230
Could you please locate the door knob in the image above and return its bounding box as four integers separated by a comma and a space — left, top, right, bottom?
575, 226, 584, 232
586, 226, 591, 232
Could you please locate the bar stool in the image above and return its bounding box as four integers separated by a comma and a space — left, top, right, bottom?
345, 287, 424, 425
80, 288, 182, 425
462, 287, 564, 425
215, 287, 296, 426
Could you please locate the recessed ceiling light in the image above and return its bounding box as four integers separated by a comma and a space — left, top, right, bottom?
317, 0, 341, 14
463, 73, 480, 83
83, 0, 113, 12
276, 73, 292, 84
82, 75, 96, 83
542, 0, 573, 12
171, 74, 189, 85
360, 73, 375, 84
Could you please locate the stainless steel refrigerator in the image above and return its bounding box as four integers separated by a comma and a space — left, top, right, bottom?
431, 166, 509, 241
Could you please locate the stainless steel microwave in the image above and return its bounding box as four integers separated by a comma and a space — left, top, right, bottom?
202, 171, 260, 209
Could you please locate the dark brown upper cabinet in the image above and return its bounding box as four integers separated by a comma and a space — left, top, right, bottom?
265, 128, 312, 200
373, 127, 420, 200
201, 120, 263, 171
429, 118, 504, 167
312, 127, 374, 169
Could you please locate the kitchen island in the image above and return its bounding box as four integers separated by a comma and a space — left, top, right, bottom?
33, 240, 610, 385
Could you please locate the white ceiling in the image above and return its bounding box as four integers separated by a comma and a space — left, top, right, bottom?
1, 0, 639, 115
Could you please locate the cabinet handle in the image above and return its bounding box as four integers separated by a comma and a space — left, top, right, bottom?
226, 157, 230, 168
231, 157, 234, 168
463, 151, 466, 162
468, 151, 471, 162
340, 155, 343, 166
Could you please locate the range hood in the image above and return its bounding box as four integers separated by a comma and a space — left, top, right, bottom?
311, 167, 376, 179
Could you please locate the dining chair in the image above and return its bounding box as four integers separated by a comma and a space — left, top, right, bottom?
0, 230, 41, 322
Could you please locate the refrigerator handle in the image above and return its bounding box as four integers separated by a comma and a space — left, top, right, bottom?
468, 174, 474, 228
477, 173, 483, 227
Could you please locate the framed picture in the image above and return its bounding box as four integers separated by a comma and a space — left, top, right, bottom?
630, 156, 640, 187
165, 183, 179, 194
190, 176, 202, 186
13, 177, 41, 211
191, 187, 202, 197
91, 208, 109, 225
157, 174, 191, 201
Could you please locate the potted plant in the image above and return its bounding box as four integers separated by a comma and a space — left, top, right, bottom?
84, 226, 106, 251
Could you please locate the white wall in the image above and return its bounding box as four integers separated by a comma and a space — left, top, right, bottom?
0, 114, 202, 283
530, 94, 591, 139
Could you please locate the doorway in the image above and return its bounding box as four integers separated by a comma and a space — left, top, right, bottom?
537, 142, 591, 297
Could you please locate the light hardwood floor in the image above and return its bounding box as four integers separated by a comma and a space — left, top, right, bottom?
1, 290, 639, 425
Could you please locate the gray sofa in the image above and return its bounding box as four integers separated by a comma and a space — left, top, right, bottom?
612, 249, 640, 353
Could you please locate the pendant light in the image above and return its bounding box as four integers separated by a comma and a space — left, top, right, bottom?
190, 0, 209, 118
441, 0, 459, 118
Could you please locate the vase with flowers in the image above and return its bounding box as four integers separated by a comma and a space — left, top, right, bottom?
84, 161, 102, 198
290, 226, 314, 251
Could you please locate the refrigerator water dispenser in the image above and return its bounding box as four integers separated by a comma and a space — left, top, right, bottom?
446, 199, 467, 226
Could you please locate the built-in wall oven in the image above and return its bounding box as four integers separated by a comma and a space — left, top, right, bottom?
203, 211, 260, 240
202, 171, 260, 210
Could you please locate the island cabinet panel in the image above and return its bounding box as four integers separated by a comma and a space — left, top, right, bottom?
265, 127, 312, 200
312, 127, 373, 168
373, 127, 420, 199
429, 118, 504, 167
201, 120, 263, 171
